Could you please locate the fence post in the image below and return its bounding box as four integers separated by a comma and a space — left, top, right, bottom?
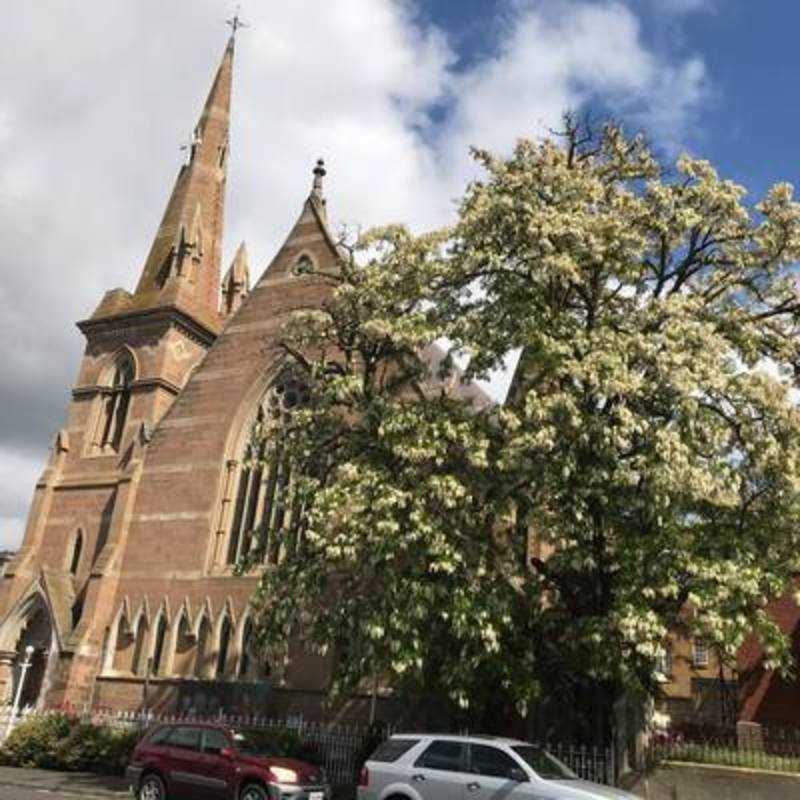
737, 720, 763, 752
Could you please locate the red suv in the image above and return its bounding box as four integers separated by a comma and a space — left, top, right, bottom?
126, 721, 330, 800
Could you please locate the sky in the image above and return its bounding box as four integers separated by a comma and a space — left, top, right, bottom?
0, 0, 798, 549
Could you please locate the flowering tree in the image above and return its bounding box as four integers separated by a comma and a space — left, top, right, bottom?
246, 119, 800, 728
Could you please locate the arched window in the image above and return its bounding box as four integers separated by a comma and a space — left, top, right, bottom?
239, 618, 254, 679
131, 616, 148, 677
96, 355, 135, 452
195, 616, 212, 679
293, 254, 314, 275
226, 373, 309, 566
151, 615, 168, 677
216, 616, 232, 678
172, 614, 193, 677
68, 530, 83, 575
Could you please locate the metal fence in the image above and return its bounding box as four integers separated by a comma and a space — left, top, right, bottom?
546, 741, 616, 786
649, 725, 800, 775
0, 704, 618, 788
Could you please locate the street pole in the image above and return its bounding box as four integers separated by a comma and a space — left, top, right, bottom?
4, 645, 35, 740
143, 656, 153, 714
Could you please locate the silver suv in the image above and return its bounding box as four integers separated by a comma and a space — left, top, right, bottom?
357, 734, 639, 800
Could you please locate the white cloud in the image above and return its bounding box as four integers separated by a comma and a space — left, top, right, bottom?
0, 0, 710, 548
648, 0, 713, 14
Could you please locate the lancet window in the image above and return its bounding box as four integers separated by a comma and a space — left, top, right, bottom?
96, 355, 134, 452
68, 530, 83, 575
151, 615, 168, 676
216, 616, 232, 678
225, 373, 309, 566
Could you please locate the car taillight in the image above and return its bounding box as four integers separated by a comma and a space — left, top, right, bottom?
358, 767, 369, 787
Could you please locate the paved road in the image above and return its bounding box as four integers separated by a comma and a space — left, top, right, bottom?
0, 786, 113, 800
0, 766, 128, 799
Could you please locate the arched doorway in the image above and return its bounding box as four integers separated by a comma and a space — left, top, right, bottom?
0, 587, 59, 708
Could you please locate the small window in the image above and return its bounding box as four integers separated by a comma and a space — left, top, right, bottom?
470, 745, 521, 779
369, 738, 420, 763
69, 531, 83, 575
414, 740, 467, 772
656, 644, 673, 677
165, 726, 202, 751
147, 725, 173, 744
293, 254, 314, 275
151, 615, 168, 676
693, 639, 709, 668
203, 728, 231, 755
216, 616, 232, 678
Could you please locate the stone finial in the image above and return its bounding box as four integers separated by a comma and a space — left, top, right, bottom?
312, 158, 326, 200
222, 242, 251, 316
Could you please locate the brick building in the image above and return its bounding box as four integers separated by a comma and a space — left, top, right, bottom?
0, 34, 381, 718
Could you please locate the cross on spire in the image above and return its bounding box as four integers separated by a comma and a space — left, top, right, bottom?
226, 6, 248, 37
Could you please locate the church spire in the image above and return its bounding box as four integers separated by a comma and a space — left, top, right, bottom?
125, 34, 235, 329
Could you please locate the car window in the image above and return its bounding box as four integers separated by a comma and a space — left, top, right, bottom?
511, 746, 577, 780
414, 740, 466, 772
231, 730, 280, 757
147, 726, 173, 745
369, 739, 420, 763
165, 726, 202, 751
470, 745, 522, 779
203, 728, 231, 755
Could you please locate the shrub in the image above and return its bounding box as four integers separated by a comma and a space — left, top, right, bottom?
55, 723, 139, 774
0, 713, 73, 769
0, 714, 140, 775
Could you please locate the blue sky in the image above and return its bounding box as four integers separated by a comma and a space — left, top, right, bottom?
421, 0, 797, 198
0, 0, 798, 548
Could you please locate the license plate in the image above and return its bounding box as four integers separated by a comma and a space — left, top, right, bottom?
309, 792, 324, 800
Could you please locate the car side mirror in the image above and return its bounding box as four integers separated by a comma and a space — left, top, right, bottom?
220, 747, 235, 759
508, 767, 528, 783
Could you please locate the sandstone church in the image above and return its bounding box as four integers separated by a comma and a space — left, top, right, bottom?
0, 32, 357, 718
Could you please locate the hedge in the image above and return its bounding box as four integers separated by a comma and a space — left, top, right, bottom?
0, 714, 139, 774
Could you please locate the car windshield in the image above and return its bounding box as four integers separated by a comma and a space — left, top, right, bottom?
231, 730, 281, 758
511, 746, 577, 780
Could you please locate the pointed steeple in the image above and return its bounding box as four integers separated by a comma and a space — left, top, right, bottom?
222, 241, 250, 316
90, 36, 235, 334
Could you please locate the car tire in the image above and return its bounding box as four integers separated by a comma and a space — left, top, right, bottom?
240, 782, 269, 800
138, 772, 167, 800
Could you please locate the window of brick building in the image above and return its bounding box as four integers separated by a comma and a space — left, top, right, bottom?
216, 615, 232, 678
68, 530, 83, 575
226, 372, 309, 566
95, 354, 135, 453
655, 643, 673, 678
692, 639, 709, 668
151, 615, 168, 676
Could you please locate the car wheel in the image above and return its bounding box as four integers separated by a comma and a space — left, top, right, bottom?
139, 772, 167, 800
240, 782, 269, 800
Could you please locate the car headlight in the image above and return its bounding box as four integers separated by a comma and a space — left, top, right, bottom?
270, 767, 298, 783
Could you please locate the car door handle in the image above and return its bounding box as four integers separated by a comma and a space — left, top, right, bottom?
466, 782, 481, 791
412, 774, 426, 782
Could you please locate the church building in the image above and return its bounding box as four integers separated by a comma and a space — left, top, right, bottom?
0, 32, 350, 717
